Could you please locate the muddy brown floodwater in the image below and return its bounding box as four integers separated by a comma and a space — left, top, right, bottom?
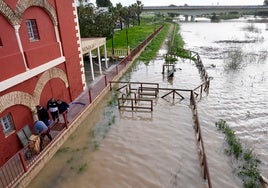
30, 17, 268, 188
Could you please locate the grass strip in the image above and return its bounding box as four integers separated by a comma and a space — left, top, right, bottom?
137, 24, 170, 64
215, 119, 263, 188
106, 22, 162, 50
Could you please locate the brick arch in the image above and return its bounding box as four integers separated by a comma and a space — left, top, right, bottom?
15, 0, 58, 25
0, 1, 20, 26
0, 91, 36, 114
33, 67, 69, 102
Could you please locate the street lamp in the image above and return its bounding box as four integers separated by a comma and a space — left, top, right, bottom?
126, 24, 129, 55
111, 31, 114, 56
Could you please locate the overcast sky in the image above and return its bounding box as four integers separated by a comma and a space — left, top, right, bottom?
110, 0, 265, 6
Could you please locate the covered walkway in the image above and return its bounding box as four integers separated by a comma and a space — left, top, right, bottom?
81, 37, 108, 81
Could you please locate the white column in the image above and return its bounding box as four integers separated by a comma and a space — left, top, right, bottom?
14, 25, 28, 70
191, 15, 196, 22
104, 44, 108, 69
89, 51, 95, 80
185, 15, 189, 22
54, 25, 63, 56
97, 47, 102, 74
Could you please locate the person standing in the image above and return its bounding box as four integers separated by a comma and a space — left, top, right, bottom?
47, 98, 59, 122
57, 99, 69, 114
36, 105, 50, 126
33, 120, 52, 150
57, 99, 70, 123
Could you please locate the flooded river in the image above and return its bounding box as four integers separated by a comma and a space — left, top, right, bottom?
30, 17, 268, 188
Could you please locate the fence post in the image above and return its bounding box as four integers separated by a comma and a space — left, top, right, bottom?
200, 85, 203, 98
109, 82, 112, 91
116, 65, 119, 75
63, 112, 68, 129
190, 90, 194, 106
207, 80, 210, 94
104, 75, 107, 86
88, 88, 92, 103
118, 98, 121, 110
19, 151, 28, 172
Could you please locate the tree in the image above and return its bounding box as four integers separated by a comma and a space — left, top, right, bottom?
135, 0, 143, 26
78, 3, 114, 39
128, 4, 137, 26
110, 3, 128, 30
264, 0, 268, 5
93, 12, 114, 38
96, 0, 112, 8
77, 3, 95, 37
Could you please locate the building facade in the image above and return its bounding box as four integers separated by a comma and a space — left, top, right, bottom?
0, 0, 85, 166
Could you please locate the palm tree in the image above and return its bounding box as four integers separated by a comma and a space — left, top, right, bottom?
128, 4, 137, 26
136, 0, 143, 26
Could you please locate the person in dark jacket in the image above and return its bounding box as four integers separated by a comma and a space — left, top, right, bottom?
57, 99, 70, 124
57, 99, 69, 114
36, 105, 50, 126
47, 98, 59, 122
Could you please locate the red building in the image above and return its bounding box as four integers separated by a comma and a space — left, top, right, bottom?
0, 0, 86, 166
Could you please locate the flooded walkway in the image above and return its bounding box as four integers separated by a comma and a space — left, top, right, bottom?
29, 33, 210, 187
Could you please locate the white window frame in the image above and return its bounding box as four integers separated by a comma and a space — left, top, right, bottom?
26, 19, 40, 41
1, 113, 15, 136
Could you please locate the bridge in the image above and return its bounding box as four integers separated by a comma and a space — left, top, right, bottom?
143, 5, 268, 21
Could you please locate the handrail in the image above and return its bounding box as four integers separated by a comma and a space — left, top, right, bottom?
190, 90, 212, 188
188, 48, 212, 187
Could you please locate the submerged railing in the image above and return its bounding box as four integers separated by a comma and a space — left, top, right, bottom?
190, 90, 212, 188
186, 48, 212, 188
110, 80, 212, 188
109, 47, 212, 187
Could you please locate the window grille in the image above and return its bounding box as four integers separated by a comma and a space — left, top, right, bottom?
0, 113, 15, 136
26, 19, 40, 41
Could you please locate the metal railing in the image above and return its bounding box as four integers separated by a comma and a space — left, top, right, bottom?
0, 112, 68, 188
